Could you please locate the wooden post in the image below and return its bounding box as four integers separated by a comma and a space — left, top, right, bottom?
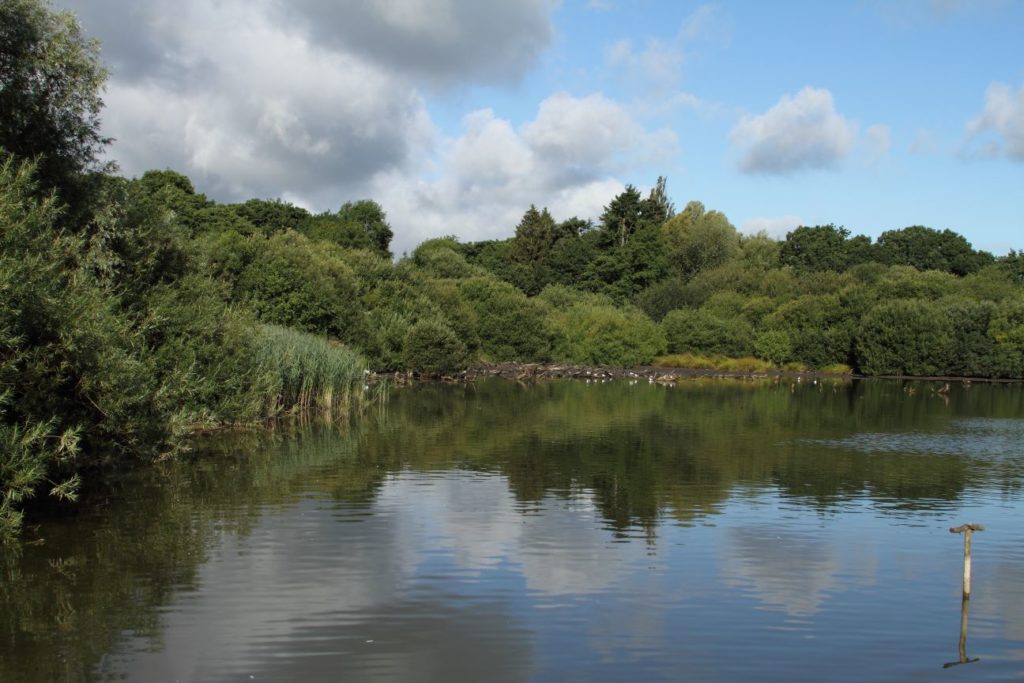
944, 524, 984, 669
949, 523, 984, 600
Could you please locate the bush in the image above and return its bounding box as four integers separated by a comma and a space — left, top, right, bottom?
402, 318, 470, 374
661, 308, 753, 357
238, 231, 360, 339
550, 303, 666, 367
855, 299, 953, 376
459, 277, 551, 361
754, 329, 792, 365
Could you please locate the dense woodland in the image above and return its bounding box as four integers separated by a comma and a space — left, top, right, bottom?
1, 0, 1023, 536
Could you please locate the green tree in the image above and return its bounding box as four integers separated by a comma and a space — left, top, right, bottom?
134, 170, 211, 236
599, 185, 644, 248
232, 198, 310, 236
875, 226, 989, 276
779, 224, 852, 272
402, 318, 469, 374
855, 299, 954, 376
661, 308, 753, 357
458, 277, 551, 361
512, 205, 556, 264
336, 199, 393, 257
548, 302, 666, 367
660, 201, 739, 280
0, 0, 109, 209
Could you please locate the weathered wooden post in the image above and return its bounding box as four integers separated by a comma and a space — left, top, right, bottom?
943, 523, 984, 669
949, 523, 984, 600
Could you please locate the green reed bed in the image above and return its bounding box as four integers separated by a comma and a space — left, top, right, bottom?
255, 325, 366, 416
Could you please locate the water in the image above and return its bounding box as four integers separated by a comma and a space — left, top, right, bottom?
3, 378, 1024, 681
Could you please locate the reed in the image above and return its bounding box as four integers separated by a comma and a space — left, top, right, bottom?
652, 353, 774, 373
818, 363, 854, 375
254, 325, 366, 416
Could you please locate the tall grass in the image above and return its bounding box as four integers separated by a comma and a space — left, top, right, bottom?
255, 325, 366, 416
653, 353, 775, 373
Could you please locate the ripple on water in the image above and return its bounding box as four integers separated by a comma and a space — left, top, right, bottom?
800, 417, 1024, 460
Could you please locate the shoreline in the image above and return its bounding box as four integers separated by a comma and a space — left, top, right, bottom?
370, 362, 1023, 385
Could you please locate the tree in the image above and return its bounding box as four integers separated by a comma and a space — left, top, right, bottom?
660, 201, 739, 280
640, 176, 674, 225
1, 0, 110, 209
233, 198, 310, 235
875, 226, 987, 276
599, 185, 644, 247
779, 224, 851, 272
512, 205, 556, 264
337, 199, 393, 257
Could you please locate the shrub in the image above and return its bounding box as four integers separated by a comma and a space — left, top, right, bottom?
855, 299, 953, 376
661, 308, 753, 357
754, 329, 792, 365
550, 303, 666, 367
402, 318, 470, 374
459, 277, 551, 361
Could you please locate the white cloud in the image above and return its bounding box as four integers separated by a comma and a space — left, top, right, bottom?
367, 93, 677, 255
865, 123, 892, 164
55, 0, 673, 255
730, 87, 857, 174
605, 37, 685, 90
740, 215, 802, 239
966, 81, 1024, 160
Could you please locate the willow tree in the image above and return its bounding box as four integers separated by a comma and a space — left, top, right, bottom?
0, 0, 110, 211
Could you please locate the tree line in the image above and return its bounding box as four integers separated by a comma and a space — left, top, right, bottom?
1, 0, 1022, 537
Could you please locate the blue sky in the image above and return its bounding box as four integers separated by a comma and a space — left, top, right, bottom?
59, 0, 1023, 255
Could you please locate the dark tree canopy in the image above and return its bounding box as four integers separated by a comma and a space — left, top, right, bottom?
875, 226, 990, 276
780, 225, 853, 272
0, 0, 109, 205
337, 199, 393, 257
233, 198, 311, 235
513, 205, 556, 264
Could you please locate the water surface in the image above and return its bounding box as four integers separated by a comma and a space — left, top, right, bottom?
3, 378, 1024, 681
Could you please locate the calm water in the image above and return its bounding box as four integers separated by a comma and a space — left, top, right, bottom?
3, 378, 1024, 682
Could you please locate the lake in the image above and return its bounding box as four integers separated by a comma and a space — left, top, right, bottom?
3, 377, 1024, 681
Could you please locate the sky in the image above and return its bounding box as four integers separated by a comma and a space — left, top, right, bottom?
55, 0, 1024, 257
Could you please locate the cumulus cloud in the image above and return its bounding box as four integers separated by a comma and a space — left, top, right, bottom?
280, 0, 554, 87
367, 93, 677, 254
730, 87, 856, 174
54, 0, 673, 255
966, 81, 1024, 160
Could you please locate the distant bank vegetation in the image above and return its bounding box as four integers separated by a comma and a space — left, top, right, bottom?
2, 0, 1022, 536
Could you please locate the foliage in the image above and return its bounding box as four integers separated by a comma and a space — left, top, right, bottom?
661, 308, 753, 357
753, 330, 792, 365
779, 224, 870, 272
875, 225, 991, 276
459, 277, 551, 362
255, 324, 364, 414
232, 198, 310, 235
653, 353, 774, 372
660, 201, 739, 280
549, 302, 666, 367
238, 231, 360, 339
855, 299, 954, 376
0, 0, 109, 211
402, 318, 470, 375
